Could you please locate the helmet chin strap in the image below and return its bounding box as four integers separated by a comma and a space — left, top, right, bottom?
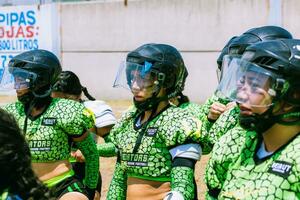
239, 103, 300, 133
133, 84, 164, 113
19, 86, 53, 134
134, 95, 169, 112
239, 104, 275, 133
23, 98, 37, 135
32, 88, 51, 98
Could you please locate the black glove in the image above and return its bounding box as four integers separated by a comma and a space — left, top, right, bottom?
85, 187, 96, 200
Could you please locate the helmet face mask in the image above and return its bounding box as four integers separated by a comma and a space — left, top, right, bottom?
114, 61, 163, 95
218, 54, 241, 82
217, 26, 293, 83
217, 56, 278, 108
10, 68, 37, 90
0, 50, 62, 102
114, 43, 187, 111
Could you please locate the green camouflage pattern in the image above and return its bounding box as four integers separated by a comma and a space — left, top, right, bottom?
201, 106, 240, 154
2, 98, 94, 161
179, 100, 240, 154
178, 101, 214, 154
207, 128, 300, 199
107, 105, 201, 199
75, 134, 99, 189
97, 143, 117, 157
205, 126, 246, 199
2, 98, 99, 189
107, 162, 127, 200
171, 166, 195, 199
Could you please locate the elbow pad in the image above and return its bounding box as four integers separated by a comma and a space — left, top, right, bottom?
163, 191, 184, 200
169, 143, 201, 169
169, 143, 201, 161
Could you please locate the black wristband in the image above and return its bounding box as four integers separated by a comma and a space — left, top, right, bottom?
172, 157, 196, 169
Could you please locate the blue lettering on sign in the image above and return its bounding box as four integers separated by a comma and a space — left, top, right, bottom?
0, 10, 38, 51
26, 11, 36, 25
0, 39, 39, 51
10, 12, 19, 26
0, 13, 5, 24
0, 10, 36, 26
0, 54, 14, 83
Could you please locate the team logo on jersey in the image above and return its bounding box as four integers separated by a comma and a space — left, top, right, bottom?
121, 152, 148, 167
29, 140, 51, 151
42, 118, 57, 126
146, 127, 158, 137
268, 160, 293, 178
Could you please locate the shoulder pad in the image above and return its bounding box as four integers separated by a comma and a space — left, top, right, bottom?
83, 100, 116, 128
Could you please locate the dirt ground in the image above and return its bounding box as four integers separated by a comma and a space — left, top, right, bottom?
0, 97, 209, 200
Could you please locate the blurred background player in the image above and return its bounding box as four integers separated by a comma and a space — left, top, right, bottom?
0, 108, 53, 200
1, 50, 99, 200
52, 70, 117, 199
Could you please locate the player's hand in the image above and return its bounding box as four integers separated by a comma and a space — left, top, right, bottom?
225, 101, 236, 111
71, 149, 86, 162
208, 102, 226, 121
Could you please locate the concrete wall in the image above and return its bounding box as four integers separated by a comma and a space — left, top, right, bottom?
59, 0, 300, 102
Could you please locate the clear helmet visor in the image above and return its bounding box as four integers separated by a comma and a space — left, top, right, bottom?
217, 56, 277, 108
0, 67, 37, 90
218, 55, 242, 82
113, 61, 162, 93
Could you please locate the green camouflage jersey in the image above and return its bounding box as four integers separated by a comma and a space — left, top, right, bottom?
178, 101, 214, 154
178, 102, 202, 118
198, 93, 220, 119
197, 94, 233, 153
107, 105, 201, 200
205, 126, 247, 199
2, 98, 99, 189
201, 106, 240, 155
179, 101, 240, 154
207, 128, 300, 199
2, 98, 94, 161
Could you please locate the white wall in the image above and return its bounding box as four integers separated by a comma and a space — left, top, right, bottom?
59, 0, 300, 102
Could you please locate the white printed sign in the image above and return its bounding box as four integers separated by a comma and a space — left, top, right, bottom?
0, 4, 60, 94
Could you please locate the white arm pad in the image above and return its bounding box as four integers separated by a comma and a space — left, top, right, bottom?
163, 191, 184, 200
169, 143, 201, 161
83, 100, 116, 128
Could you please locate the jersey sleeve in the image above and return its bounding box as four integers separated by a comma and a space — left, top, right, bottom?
170, 166, 195, 200
107, 162, 127, 200
75, 133, 99, 189
205, 127, 246, 198
58, 99, 95, 136
107, 107, 135, 147
200, 106, 240, 155
162, 112, 201, 147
